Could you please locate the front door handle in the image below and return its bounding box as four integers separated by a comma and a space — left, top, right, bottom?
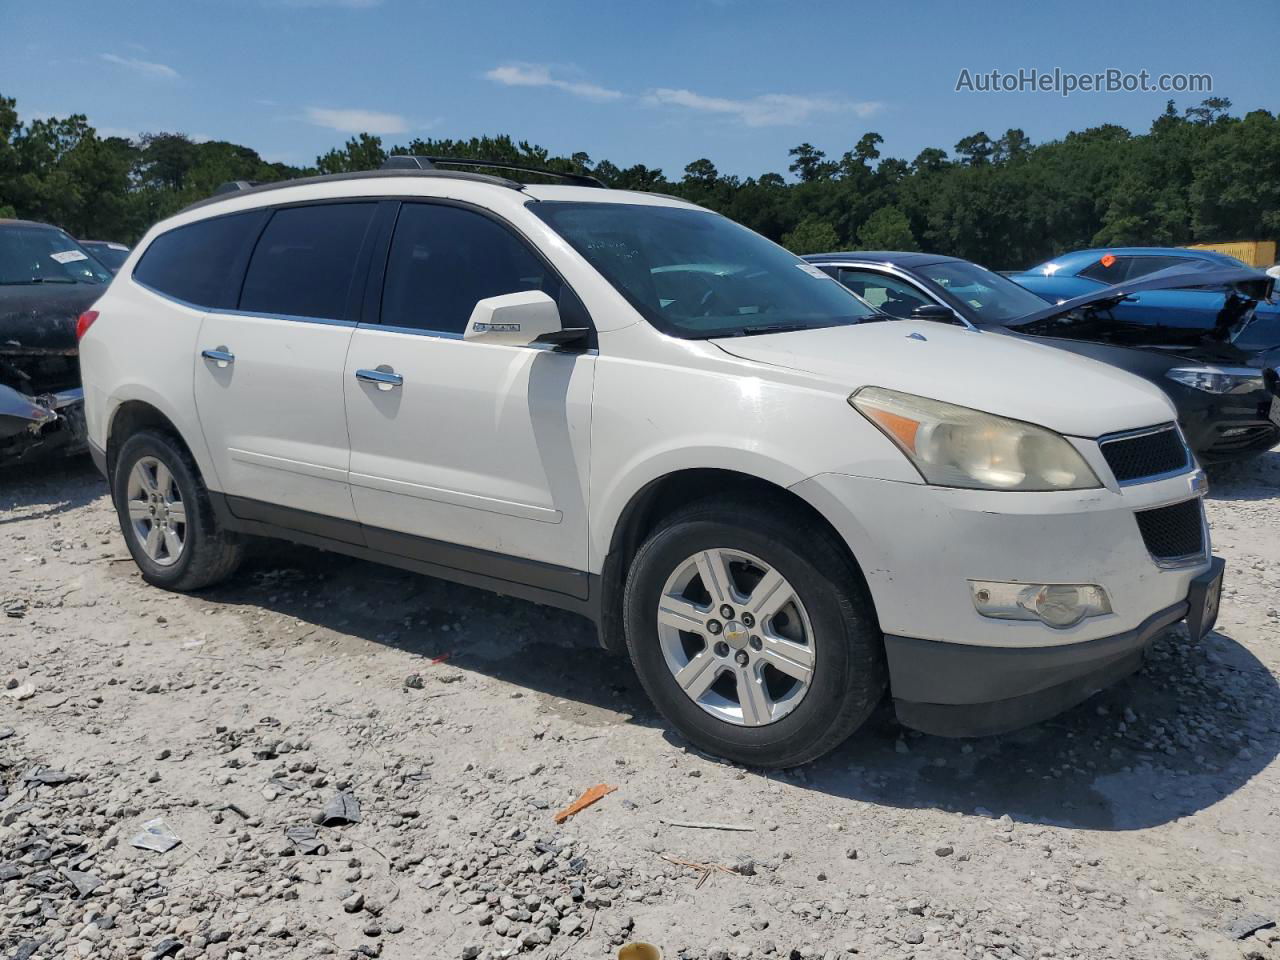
355, 367, 404, 391
201, 347, 234, 368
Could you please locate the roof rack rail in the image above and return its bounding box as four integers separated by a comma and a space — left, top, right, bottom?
185, 168, 525, 214
212, 180, 260, 196
381, 155, 606, 188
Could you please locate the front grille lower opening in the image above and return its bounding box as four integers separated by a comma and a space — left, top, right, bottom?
1134, 498, 1205, 561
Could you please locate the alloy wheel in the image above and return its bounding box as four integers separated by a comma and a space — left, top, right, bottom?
656, 548, 816, 726
125, 456, 187, 567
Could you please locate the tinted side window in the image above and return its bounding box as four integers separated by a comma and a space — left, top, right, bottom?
836, 269, 931, 318
1121, 255, 1195, 281
133, 211, 265, 308
381, 203, 560, 334
1078, 256, 1133, 283
240, 203, 376, 321
1080, 255, 1197, 284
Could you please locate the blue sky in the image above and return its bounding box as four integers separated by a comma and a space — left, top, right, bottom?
3, 0, 1277, 177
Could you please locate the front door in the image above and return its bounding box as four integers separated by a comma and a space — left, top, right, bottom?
194, 201, 379, 528
343, 201, 594, 590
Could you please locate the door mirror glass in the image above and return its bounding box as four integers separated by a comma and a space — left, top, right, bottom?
464, 290, 562, 346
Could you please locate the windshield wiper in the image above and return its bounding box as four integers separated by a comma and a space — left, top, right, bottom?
731, 323, 816, 336
0, 277, 77, 285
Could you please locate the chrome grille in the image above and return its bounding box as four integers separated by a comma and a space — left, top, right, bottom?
1099, 425, 1190, 484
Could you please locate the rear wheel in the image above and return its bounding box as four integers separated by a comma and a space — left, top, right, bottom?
623, 497, 885, 768
112, 430, 243, 591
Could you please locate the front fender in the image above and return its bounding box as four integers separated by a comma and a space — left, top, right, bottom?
588, 444, 808, 572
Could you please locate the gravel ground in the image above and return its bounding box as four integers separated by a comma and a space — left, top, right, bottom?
2, 448, 1279, 960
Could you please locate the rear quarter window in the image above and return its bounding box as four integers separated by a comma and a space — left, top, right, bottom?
133, 210, 267, 309
1078, 255, 1194, 284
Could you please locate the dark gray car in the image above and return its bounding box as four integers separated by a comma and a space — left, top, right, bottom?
805, 251, 1280, 464
1, 219, 110, 463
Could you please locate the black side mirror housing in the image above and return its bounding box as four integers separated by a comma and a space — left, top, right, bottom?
911, 303, 958, 322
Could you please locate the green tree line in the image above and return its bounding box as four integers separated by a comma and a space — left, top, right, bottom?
2, 93, 1277, 269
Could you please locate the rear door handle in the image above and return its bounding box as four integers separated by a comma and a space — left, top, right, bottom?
201, 347, 234, 368
355, 367, 403, 390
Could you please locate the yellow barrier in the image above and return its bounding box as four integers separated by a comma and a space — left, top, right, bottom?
1183, 240, 1277, 268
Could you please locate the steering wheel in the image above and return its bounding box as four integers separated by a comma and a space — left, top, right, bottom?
691, 276, 731, 317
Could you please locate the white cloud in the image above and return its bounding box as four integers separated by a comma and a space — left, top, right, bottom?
485, 64, 623, 103
96, 126, 139, 141
304, 106, 408, 135
483, 62, 878, 127
646, 88, 881, 127
99, 53, 179, 80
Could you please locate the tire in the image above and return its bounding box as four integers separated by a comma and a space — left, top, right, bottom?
623, 496, 886, 768
111, 429, 244, 591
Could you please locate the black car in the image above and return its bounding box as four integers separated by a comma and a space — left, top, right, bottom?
79, 240, 131, 273
1, 219, 112, 464
805, 251, 1280, 464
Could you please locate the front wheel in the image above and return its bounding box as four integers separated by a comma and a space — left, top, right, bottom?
623, 498, 886, 768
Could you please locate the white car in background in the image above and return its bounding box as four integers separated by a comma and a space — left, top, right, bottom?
77, 157, 1224, 767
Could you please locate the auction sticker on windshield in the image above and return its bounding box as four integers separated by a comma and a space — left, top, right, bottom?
50, 250, 89, 264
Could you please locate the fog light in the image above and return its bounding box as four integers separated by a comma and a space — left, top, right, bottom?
970, 581, 1112, 629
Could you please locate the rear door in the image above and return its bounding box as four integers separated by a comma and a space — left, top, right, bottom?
343, 200, 595, 591
193, 201, 380, 533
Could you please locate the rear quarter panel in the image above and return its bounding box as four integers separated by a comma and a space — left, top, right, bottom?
80, 279, 219, 488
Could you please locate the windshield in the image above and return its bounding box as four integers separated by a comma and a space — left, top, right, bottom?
0, 225, 112, 285
83, 242, 130, 272
529, 202, 876, 338
917, 260, 1051, 323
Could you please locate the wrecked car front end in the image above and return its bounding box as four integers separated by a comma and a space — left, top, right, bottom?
0, 382, 86, 461
0, 220, 112, 465
1, 286, 96, 465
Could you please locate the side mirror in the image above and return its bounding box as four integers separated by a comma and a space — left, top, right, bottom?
463, 291, 563, 347
911, 303, 958, 322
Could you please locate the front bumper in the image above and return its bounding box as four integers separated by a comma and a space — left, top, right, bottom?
791, 468, 1218, 735
888, 557, 1223, 736
1175, 385, 1280, 462
887, 589, 1202, 737
0, 385, 86, 464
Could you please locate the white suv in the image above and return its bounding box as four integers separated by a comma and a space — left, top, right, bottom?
78, 158, 1225, 767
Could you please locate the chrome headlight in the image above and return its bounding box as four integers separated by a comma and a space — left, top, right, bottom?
1165, 366, 1264, 395
850, 387, 1100, 491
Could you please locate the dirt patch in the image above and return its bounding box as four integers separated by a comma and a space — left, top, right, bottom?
2, 450, 1279, 960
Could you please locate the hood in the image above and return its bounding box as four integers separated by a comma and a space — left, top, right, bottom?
1007, 263, 1274, 332
0, 282, 101, 354
712, 320, 1176, 438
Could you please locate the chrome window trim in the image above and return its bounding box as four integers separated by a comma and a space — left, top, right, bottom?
1097, 422, 1194, 487
355, 321, 598, 354
817, 261, 979, 331
133, 278, 359, 327
212, 307, 357, 327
